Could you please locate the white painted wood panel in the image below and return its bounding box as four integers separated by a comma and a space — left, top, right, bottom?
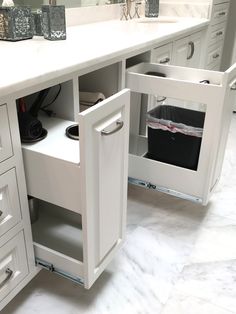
0, 105, 13, 163
126, 62, 233, 205
0, 231, 28, 302
79, 89, 130, 288
0, 168, 22, 238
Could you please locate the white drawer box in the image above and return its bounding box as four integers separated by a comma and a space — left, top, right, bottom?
0, 231, 28, 301
0, 168, 22, 238
126, 62, 236, 205
211, 2, 229, 25
209, 22, 227, 46
0, 104, 13, 163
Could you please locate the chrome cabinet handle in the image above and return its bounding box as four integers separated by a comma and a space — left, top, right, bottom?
216, 31, 223, 36
218, 11, 226, 16
0, 210, 3, 217
230, 80, 236, 91
159, 57, 170, 64
101, 120, 124, 136
213, 53, 220, 59
187, 41, 195, 60
0, 268, 13, 289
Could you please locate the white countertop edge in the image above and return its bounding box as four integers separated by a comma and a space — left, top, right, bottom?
0, 18, 209, 99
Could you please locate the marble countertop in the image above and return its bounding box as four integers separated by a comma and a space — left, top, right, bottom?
0, 17, 209, 98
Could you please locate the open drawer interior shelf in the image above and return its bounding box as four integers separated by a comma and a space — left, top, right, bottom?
32, 199, 83, 261
22, 114, 80, 164
32, 199, 84, 285
22, 114, 82, 214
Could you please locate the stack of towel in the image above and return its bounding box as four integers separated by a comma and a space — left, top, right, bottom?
80, 92, 105, 111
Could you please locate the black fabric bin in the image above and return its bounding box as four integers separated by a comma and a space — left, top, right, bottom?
146, 105, 205, 170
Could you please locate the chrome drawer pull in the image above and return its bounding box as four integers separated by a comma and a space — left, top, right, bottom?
101, 120, 124, 136
0, 268, 13, 289
230, 80, 236, 91
218, 11, 226, 16
0, 210, 3, 217
159, 57, 170, 64
216, 31, 223, 36
213, 53, 220, 59
187, 41, 195, 60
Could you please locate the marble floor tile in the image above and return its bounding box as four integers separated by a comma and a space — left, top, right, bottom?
2, 227, 181, 314
161, 294, 236, 314
164, 260, 236, 314
190, 224, 236, 263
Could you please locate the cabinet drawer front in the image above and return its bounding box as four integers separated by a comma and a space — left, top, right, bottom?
209, 22, 227, 46
151, 43, 172, 64
212, 2, 229, 25
0, 168, 22, 237
0, 231, 28, 301
0, 104, 13, 163
207, 43, 223, 65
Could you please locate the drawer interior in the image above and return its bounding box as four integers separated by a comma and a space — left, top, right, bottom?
32, 199, 83, 261
31, 199, 84, 283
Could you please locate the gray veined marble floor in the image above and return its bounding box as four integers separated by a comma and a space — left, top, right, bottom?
2, 114, 236, 314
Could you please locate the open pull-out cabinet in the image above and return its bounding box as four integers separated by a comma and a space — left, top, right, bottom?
126, 62, 236, 205
22, 89, 130, 288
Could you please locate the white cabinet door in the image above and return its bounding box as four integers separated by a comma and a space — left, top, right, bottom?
172, 36, 189, 67
79, 89, 130, 288
0, 231, 28, 302
187, 32, 202, 69
172, 32, 203, 68
23, 89, 130, 289
126, 62, 236, 205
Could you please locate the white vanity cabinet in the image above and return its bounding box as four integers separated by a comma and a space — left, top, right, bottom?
172, 31, 204, 68
148, 31, 204, 111
205, 0, 230, 70
126, 62, 236, 205
150, 31, 204, 69
20, 68, 130, 289
0, 99, 35, 311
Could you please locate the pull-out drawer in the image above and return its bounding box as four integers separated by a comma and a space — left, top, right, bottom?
32, 200, 84, 285
126, 62, 236, 205
22, 89, 130, 288
0, 168, 22, 237
211, 2, 229, 25
0, 231, 28, 301
0, 104, 13, 163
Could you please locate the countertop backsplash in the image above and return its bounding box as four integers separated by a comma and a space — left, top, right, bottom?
65, 1, 210, 27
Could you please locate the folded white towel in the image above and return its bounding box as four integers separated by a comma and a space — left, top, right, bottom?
2, 0, 14, 6
80, 91, 105, 106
